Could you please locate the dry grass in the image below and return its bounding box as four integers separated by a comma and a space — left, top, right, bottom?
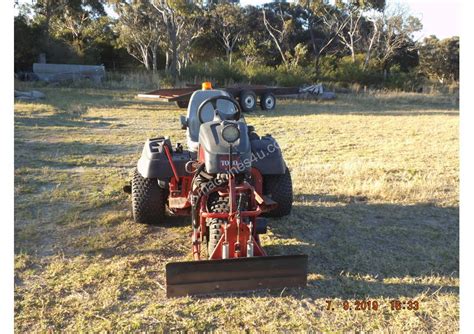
14, 86, 459, 332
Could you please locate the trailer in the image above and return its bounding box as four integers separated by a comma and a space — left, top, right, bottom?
136, 85, 200, 109
136, 84, 300, 112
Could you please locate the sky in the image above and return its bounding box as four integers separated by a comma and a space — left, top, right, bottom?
402, 0, 460, 39
240, 0, 460, 40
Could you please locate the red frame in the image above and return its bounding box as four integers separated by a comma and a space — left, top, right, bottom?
194, 175, 267, 260
165, 145, 269, 261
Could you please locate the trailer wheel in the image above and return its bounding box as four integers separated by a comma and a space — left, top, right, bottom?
175, 100, 188, 109
239, 90, 257, 112
260, 93, 276, 111
132, 169, 167, 225
263, 167, 293, 217
207, 194, 229, 258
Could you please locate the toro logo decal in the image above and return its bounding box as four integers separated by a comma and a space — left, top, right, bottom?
219, 155, 241, 169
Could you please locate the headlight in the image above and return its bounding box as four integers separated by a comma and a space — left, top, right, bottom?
221, 124, 240, 143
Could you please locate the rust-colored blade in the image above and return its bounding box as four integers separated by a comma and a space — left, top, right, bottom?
165, 255, 308, 298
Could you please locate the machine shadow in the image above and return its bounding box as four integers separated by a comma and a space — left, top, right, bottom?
164, 215, 191, 228
259, 199, 459, 299
195, 199, 458, 300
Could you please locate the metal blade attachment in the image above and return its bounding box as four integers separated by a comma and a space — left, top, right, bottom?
166, 255, 308, 297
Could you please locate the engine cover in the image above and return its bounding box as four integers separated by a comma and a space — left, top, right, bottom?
198, 120, 251, 174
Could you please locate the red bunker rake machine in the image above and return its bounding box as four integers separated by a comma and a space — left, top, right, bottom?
125, 83, 308, 297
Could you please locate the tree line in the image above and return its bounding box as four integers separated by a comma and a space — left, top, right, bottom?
14, 0, 459, 89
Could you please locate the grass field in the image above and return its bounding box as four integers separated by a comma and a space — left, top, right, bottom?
14, 86, 459, 332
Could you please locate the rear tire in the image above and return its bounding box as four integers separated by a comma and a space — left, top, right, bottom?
263, 167, 293, 217
207, 194, 229, 257
131, 169, 166, 225
239, 90, 257, 112
260, 93, 276, 111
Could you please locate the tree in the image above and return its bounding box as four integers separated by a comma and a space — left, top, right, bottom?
151, 0, 203, 80
240, 37, 260, 66
14, 14, 43, 71
373, 4, 422, 76
442, 36, 460, 82
15, 0, 115, 67
239, 5, 273, 65
209, 3, 245, 65
113, 0, 163, 71
325, 0, 386, 63
175, 12, 205, 72
418, 36, 459, 83
333, 1, 363, 62
298, 0, 346, 78
289, 43, 308, 67
31, 0, 61, 47
262, 3, 299, 67
14, 0, 437, 91
47, 0, 107, 57
359, 13, 380, 68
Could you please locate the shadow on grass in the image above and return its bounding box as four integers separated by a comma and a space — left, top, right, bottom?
177, 199, 458, 300
16, 88, 172, 113
67, 213, 192, 259
15, 113, 115, 128
258, 200, 459, 299
88, 199, 459, 300
14, 140, 138, 169
17, 190, 455, 301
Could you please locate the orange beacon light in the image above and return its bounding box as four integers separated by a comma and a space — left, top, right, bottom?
202, 82, 212, 90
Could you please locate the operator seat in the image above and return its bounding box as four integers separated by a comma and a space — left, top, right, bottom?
184, 89, 235, 152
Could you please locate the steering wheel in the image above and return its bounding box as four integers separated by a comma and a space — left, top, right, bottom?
197, 95, 242, 124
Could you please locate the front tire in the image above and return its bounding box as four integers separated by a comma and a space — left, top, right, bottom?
263, 167, 293, 217
207, 194, 229, 257
131, 169, 166, 225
